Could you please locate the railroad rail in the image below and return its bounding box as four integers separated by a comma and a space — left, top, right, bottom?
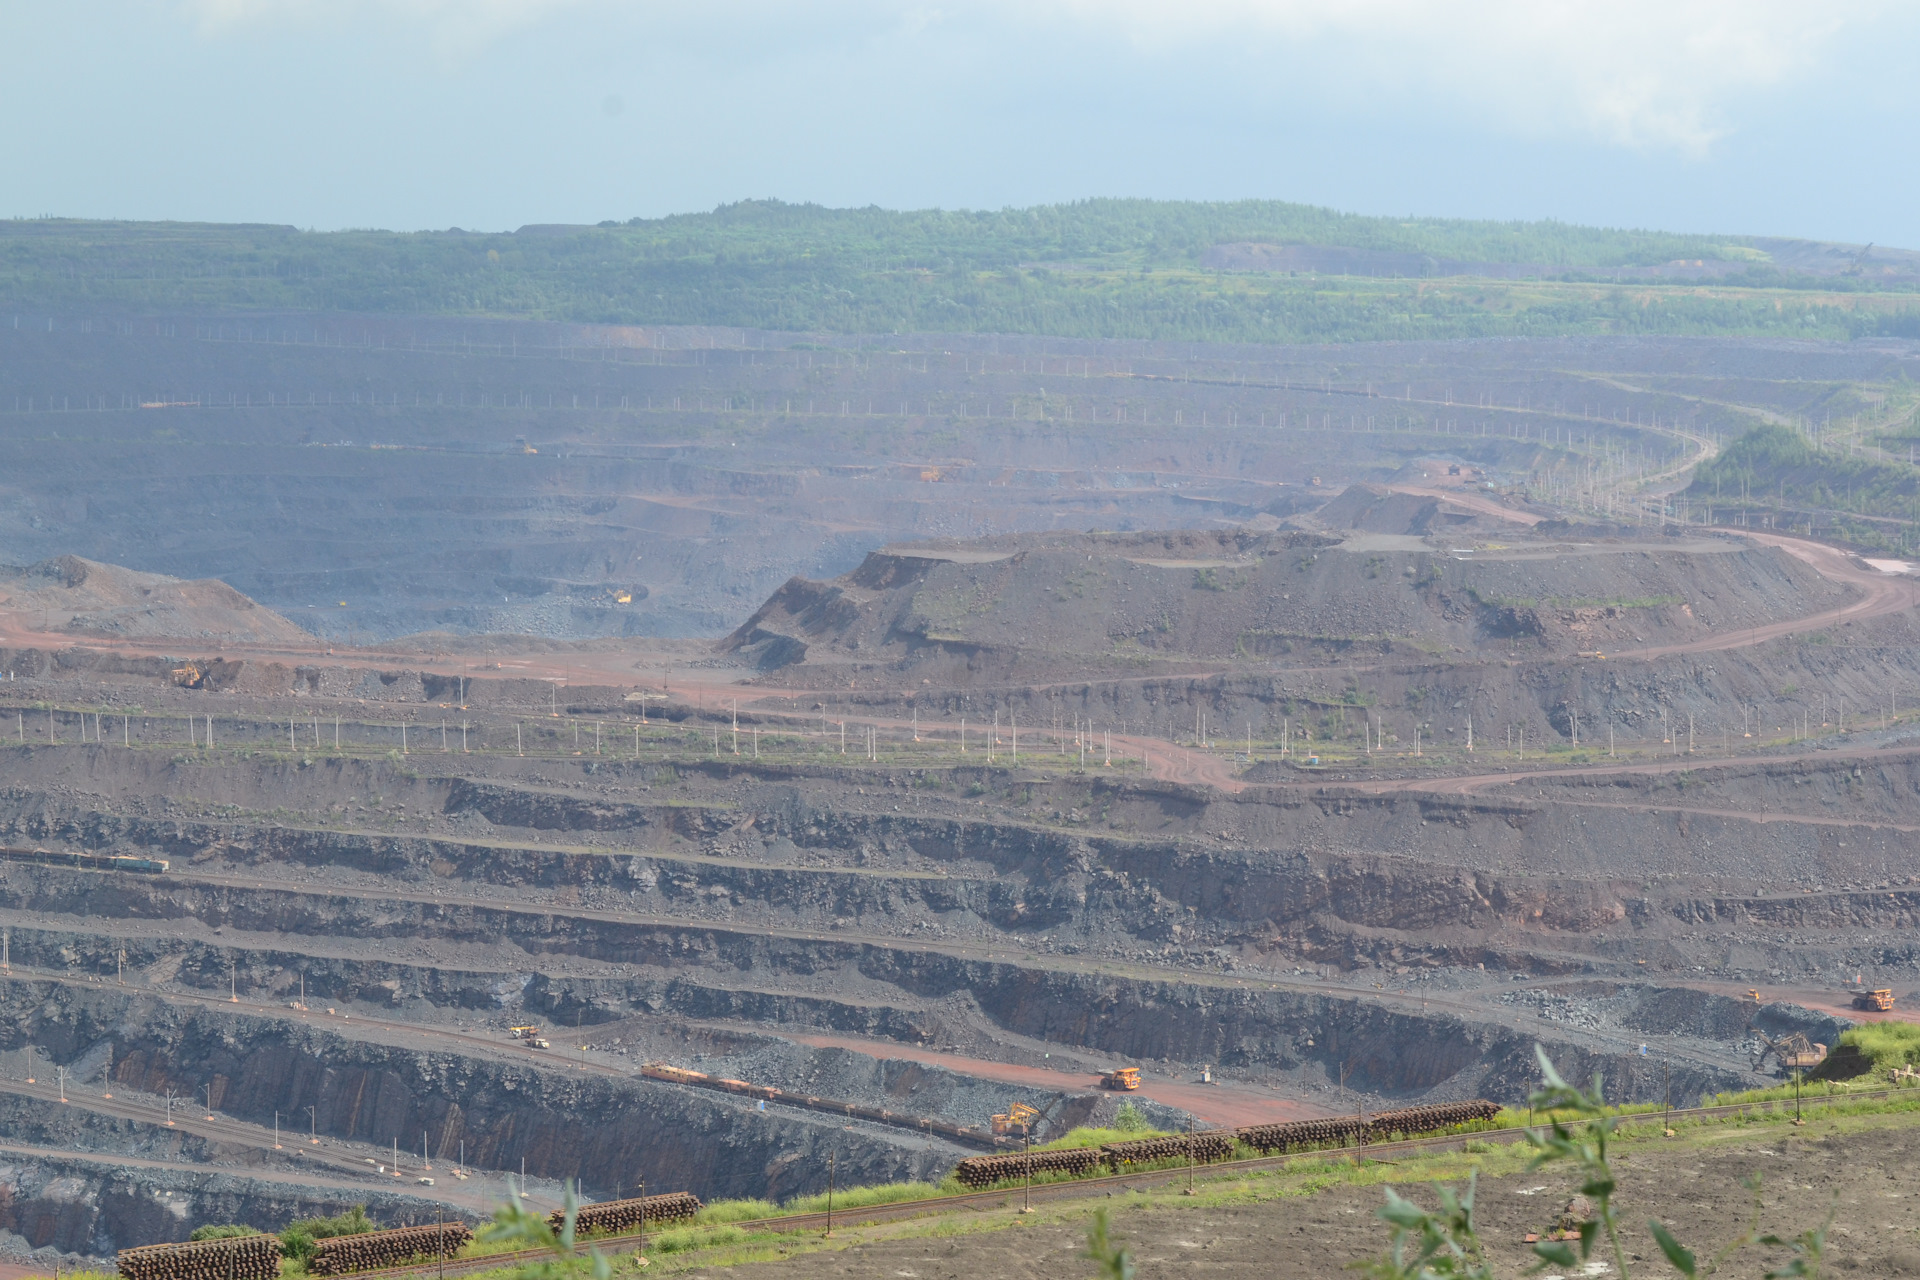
300, 1084, 1914, 1280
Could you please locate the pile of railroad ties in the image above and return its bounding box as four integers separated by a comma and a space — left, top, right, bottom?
308, 1224, 474, 1276
547, 1191, 705, 1236
117, 1234, 284, 1280
117, 1195, 708, 1280
951, 1100, 1502, 1189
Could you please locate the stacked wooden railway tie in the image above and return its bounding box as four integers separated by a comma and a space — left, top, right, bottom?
308, 1224, 475, 1276
548, 1191, 704, 1236
118, 1235, 282, 1280
117, 1194, 706, 1280
951, 1100, 1501, 1189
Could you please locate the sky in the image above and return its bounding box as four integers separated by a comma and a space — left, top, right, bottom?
5, 0, 1918, 245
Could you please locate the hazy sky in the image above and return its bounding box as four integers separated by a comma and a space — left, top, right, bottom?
6, 1, 1917, 244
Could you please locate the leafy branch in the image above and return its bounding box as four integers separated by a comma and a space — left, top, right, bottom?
478, 1180, 613, 1280
1362, 1046, 1831, 1280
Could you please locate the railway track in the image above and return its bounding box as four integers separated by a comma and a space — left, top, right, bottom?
321, 1085, 1913, 1280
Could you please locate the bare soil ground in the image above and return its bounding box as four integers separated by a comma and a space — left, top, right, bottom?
680, 1110, 1920, 1280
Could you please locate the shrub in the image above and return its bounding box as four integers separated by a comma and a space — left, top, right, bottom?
280, 1206, 374, 1264
1829, 1021, 1920, 1076
189, 1225, 258, 1242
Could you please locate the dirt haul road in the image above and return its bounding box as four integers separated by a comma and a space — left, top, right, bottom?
781, 1034, 1326, 1128
0, 526, 1905, 800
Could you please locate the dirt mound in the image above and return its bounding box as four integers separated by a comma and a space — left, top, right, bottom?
1313, 484, 1466, 534
0, 556, 315, 646
720, 527, 1848, 676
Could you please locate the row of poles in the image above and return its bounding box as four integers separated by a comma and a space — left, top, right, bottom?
4, 692, 1907, 767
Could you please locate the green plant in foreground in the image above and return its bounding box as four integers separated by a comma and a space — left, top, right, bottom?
1366, 1047, 1830, 1279
1364, 1175, 1490, 1280
478, 1180, 609, 1280
1084, 1208, 1136, 1280
1112, 1101, 1149, 1133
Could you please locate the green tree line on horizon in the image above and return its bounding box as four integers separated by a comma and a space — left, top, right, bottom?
5, 198, 1919, 345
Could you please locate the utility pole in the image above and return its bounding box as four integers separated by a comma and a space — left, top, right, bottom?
1022, 1122, 1034, 1213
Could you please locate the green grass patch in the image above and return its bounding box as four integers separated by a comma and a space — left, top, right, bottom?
1830, 1020, 1920, 1074
690, 1179, 950, 1227
1033, 1126, 1176, 1150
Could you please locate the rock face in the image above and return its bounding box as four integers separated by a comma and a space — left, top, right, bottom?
0, 1153, 454, 1263
0, 979, 964, 1208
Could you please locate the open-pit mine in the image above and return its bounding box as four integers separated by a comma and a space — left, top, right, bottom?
1, 313, 1918, 1271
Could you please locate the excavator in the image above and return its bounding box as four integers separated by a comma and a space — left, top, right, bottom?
1751, 1029, 1827, 1075
991, 1102, 1040, 1136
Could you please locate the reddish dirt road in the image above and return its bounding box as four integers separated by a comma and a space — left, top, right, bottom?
783, 1034, 1326, 1128
0, 526, 1907, 798
1314, 740, 1920, 799
1620, 531, 1917, 658
1382, 484, 1543, 525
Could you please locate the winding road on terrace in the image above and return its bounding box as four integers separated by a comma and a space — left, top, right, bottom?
0, 511, 1907, 800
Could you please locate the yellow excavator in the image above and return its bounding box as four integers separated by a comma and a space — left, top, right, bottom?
1752, 1029, 1827, 1074
990, 1102, 1039, 1135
